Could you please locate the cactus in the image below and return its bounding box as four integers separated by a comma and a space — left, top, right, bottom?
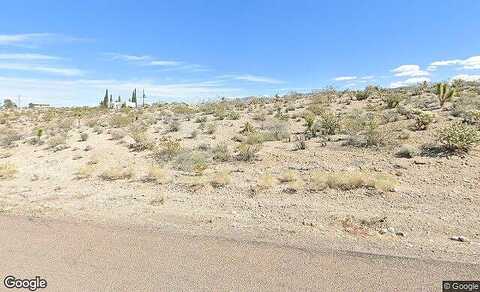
436, 83, 456, 107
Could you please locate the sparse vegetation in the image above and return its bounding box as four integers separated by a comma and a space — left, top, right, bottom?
437, 122, 480, 152
0, 162, 17, 179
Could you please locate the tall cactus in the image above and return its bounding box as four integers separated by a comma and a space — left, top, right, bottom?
436, 83, 455, 107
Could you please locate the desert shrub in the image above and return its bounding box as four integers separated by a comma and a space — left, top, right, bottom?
396, 144, 418, 158
303, 112, 316, 136
252, 111, 266, 121
110, 114, 132, 128
278, 170, 298, 183
174, 151, 208, 175
144, 165, 170, 184
205, 123, 216, 134
76, 164, 96, 179
237, 143, 261, 161
129, 131, 154, 151
100, 166, 134, 180
311, 171, 397, 192
47, 134, 67, 148
171, 104, 196, 115
167, 119, 181, 132
265, 120, 290, 141
355, 90, 369, 101
293, 135, 307, 150
316, 111, 340, 135
0, 162, 16, 179
80, 132, 89, 142
197, 143, 211, 152
93, 125, 104, 134
212, 143, 231, 161
245, 133, 265, 145
437, 122, 480, 152
210, 170, 231, 188
57, 118, 75, 131
364, 116, 384, 146
86, 118, 99, 128
194, 116, 207, 123
226, 110, 240, 120
110, 129, 127, 140
152, 138, 182, 162
240, 122, 256, 135
306, 103, 325, 115
257, 174, 275, 189
383, 94, 404, 108
0, 129, 22, 147
413, 110, 435, 130
344, 113, 384, 147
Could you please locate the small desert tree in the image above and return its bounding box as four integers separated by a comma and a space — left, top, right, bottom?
436, 83, 455, 107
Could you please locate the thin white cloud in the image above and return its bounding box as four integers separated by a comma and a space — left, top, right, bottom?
0, 76, 240, 106
231, 74, 284, 84
334, 76, 357, 81
391, 65, 429, 77
0, 63, 84, 76
428, 55, 480, 71
0, 33, 90, 47
108, 53, 183, 67
450, 74, 480, 82
0, 53, 61, 61
149, 60, 183, 66
390, 77, 430, 88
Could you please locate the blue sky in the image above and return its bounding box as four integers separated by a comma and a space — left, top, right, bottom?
1, 0, 480, 106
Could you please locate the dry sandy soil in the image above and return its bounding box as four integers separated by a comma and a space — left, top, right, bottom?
1, 85, 479, 265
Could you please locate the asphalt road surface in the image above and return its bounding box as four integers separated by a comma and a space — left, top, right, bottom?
0, 216, 478, 291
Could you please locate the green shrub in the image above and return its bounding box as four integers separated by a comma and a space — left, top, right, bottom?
437, 122, 480, 152
212, 143, 231, 161
316, 111, 340, 135
413, 110, 435, 130
237, 143, 261, 161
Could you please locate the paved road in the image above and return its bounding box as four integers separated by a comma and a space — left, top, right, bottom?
0, 216, 478, 291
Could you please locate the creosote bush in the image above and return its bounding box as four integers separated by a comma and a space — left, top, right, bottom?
437, 122, 480, 152
413, 110, 435, 130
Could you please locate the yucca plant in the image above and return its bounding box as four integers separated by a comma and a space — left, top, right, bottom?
436, 83, 456, 107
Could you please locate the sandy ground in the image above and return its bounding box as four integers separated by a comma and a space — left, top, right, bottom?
1, 92, 480, 272
0, 215, 478, 291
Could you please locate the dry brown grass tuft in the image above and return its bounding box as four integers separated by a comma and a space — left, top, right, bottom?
144, 165, 170, 184
0, 163, 17, 179
210, 170, 231, 188
311, 171, 397, 192
75, 164, 96, 179
99, 166, 134, 181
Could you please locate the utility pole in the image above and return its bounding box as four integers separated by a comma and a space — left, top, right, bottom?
142, 89, 146, 108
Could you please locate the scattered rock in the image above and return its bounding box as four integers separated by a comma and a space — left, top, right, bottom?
72, 155, 82, 160
31, 174, 39, 182
450, 236, 469, 243
84, 145, 93, 151
53, 144, 69, 152
302, 220, 316, 227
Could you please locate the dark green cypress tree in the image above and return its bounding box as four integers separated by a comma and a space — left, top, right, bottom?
103, 89, 109, 108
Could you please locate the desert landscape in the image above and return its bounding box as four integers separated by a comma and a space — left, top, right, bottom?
1, 81, 479, 264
